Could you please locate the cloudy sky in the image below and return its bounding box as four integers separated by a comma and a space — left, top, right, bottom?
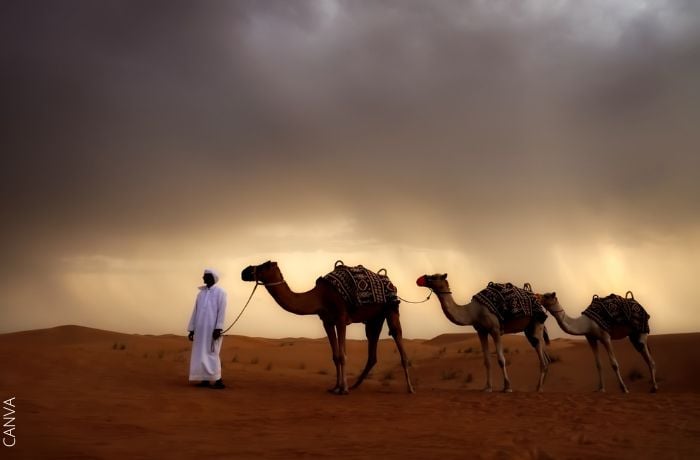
2, 0, 699, 339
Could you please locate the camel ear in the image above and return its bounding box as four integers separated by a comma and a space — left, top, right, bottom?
440, 274, 447, 280
552, 291, 556, 298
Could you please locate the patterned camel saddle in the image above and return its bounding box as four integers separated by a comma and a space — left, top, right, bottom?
473, 282, 547, 324
321, 261, 399, 309
582, 292, 650, 334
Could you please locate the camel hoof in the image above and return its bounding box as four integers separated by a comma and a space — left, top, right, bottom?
621, 388, 630, 394
407, 387, 416, 394
596, 388, 606, 393
650, 387, 658, 393
327, 387, 340, 394
503, 388, 513, 393
482, 387, 493, 393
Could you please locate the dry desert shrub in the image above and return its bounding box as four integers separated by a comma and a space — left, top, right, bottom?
441, 369, 459, 380
628, 367, 644, 381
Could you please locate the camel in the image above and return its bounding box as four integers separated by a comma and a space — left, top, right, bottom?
538, 292, 658, 393
241, 261, 414, 395
417, 274, 550, 392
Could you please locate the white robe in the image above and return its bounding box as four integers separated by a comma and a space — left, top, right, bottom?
187, 284, 227, 381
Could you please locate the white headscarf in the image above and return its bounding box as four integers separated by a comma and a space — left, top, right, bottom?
203, 268, 220, 284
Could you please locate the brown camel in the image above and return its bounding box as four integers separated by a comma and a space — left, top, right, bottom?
241, 261, 414, 394
538, 291, 658, 393
417, 274, 550, 392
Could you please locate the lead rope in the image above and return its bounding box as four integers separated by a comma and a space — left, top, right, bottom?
398, 289, 434, 304
209, 282, 263, 352
223, 282, 265, 333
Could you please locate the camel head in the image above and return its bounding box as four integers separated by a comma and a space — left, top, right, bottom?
241, 261, 283, 284
416, 273, 451, 293
538, 292, 559, 311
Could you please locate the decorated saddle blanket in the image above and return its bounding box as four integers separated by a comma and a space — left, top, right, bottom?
582, 294, 650, 334
322, 264, 399, 309
473, 282, 547, 324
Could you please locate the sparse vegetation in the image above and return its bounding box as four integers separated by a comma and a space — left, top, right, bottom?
142, 352, 148, 358
628, 367, 644, 382
119, 343, 126, 350
317, 369, 328, 375
441, 369, 459, 380
464, 373, 473, 384
250, 357, 259, 365
465, 347, 473, 354
265, 362, 273, 371
157, 350, 164, 359
298, 362, 306, 370
382, 370, 395, 381
231, 354, 238, 363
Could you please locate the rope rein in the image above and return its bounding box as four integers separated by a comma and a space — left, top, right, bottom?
220, 282, 259, 335
398, 289, 440, 303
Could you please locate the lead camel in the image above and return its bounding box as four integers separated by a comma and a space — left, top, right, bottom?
241, 261, 414, 395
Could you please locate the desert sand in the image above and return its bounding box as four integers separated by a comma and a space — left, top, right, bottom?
1, 325, 699, 459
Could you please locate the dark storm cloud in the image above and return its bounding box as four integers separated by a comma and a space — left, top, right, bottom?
2, 0, 699, 264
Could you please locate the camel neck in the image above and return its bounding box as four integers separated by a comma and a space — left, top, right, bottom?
551, 303, 590, 336
264, 282, 322, 316
434, 291, 479, 326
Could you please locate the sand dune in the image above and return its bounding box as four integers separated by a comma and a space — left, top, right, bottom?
1, 325, 699, 459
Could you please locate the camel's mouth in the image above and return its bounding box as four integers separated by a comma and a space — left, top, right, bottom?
241, 265, 255, 282
416, 275, 426, 287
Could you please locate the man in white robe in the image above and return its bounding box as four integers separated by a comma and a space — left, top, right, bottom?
187, 268, 227, 389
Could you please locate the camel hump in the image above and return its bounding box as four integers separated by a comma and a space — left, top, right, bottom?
334, 260, 345, 268
626, 290, 635, 300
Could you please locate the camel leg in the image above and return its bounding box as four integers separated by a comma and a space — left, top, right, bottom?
585, 335, 605, 392
601, 334, 629, 394
336, 321, 349, 394
478, 331, 492, 392
533, 323, 548, 392
350, 317, 383, 390
492, 331, 512, 392
323, 321, 342, 394
387, 309, 415, 394
632, 333, 658, 393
